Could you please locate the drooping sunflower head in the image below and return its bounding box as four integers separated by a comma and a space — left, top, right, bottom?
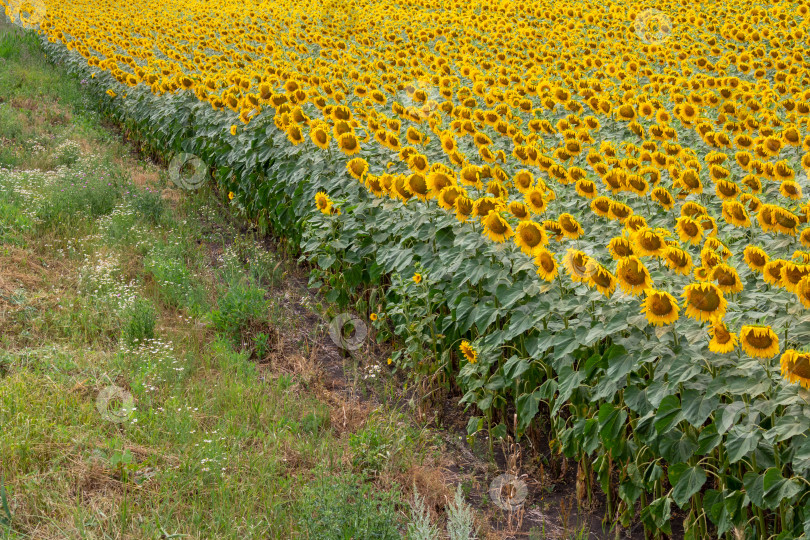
632, 227, 667, 257
437, 186, 466, 211
508, 201, 531, 221
514, 221, 548, 256
616, 256, 653, 296
781, 350, 810, 389
608, 236, 635, 260
780, 261, 810, 293
454, 196, 474, 222
711, 263, 743, 293
346, 157, 369, 181
763, 259, 787, 286
558, 213, 584, 240
743, 245, 769, 273
459, 340, 477, 364
590, 196, 612, 217
651, 186, 674, 210
708, 322, 737, 354
534, 248, 558, 282
675, 216, 703, 245
562, 249, 592, 283
482, 210, 514, 243
740, 325, 780, 359
664, 246, 693, 275
795, 276, 810, 308
641, 289, 680, 326
608, 200, 633, 223
721, 200, 750, 227
473, 197, 502, 219
513, 170, 534, 193
682, 282, 727, 322
586, 261, 617, 297
337, 132, 360, 155
524, 188, 548, 215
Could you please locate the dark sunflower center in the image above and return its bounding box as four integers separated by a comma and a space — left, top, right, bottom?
487, 216, 508, 234
690, 288, 720, 311
789, 355, 810, 379
538, 254, 555, 273
746, 333, 774, 349
520, 228, 542, 246
650, 295, 673, 315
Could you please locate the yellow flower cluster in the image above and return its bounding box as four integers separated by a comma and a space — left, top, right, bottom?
29, 0, 810, 371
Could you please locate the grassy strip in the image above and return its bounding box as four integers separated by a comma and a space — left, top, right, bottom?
0, 21, 478, 539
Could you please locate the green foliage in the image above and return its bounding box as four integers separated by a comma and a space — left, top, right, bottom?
296, 472, 403, 540
39, 30, 810, 539
121, 298, 156, 346
209, 279, 269, 343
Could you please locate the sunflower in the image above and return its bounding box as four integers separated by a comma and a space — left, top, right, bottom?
558, 213, 584, 239
682, 282, 727, 322
708, 322, 738, 354
533, 248, 559, 281
675, 216, 703, 245
314, 191, 333, 215
664, 246, 693, 275
575, 179, 597, 199
346, 157, 369, 181
608, 201, 633, 223
524, 188, 548, 215
625, 215, 648, 233
641, 289, 679, 326
473, 197, 502, 219
413, 272, 422, 284
562, 249, 592, 283
651, 186, 674, 210
310, 124, 330, 149
513, 170, 534, 193
391, 175, 413, 202
514, 221, 548, 256
407, 173, 430, 200
721, 200, 750, 227
459, 340, 477, 364
365, 175, 387, 197
608, 236, 635, 260
780, 180, 803, 200
632, 228, 667, 257
454, 196, 474, 222
482, 211, 514, 243
740, 325, 780, 359
773, 207, 801, 235
230, 124, 237, 136
437, 186, 466, 211
586, 261, 617, 297
781, 262, 810, 293
616, 256, 653, 296
337, 132, 360, 155
590, 196, 612, 217
796, 276, 810, 308
744, 245, 770, 273
781, 350, 810, 389
711, 263, 743, 293
427, 171, 455, 196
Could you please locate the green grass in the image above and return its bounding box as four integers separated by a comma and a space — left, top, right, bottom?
0, 20, 448, 540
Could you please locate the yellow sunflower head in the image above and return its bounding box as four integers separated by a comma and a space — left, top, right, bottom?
740, 325, 780, 359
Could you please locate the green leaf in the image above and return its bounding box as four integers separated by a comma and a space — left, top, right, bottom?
668, 464, 707, 509
681, 389, 719, 427
641, 496, 672, 533
658, 428, 698, 464
598, 403, 627, 452
726, 424, 760, 464
654, 395, 682, 434
516, 391, 541, 430
703, 489, 733, 536
696, 424, 722, 455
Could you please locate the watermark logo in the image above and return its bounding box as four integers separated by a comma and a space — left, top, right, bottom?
6, 0, 46, 29
96, 385, 136, 424
328, 313, 367, 351
398, 79, 442, 122
633, 9, 672, 45
168, 153, 207, 190
488, 473, 528, 511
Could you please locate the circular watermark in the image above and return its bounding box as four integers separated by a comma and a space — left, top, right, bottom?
6, 0, 46, 28
96, 385, 135, 424
328, 313, 367, 351
488, 473, 528, 511
318, 0, 359, 33
633, 9, 672, 45
398, 78, 442, 122
168, 152, 207, 190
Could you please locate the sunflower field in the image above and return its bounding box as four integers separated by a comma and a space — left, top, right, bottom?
6, 0, 810, 535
